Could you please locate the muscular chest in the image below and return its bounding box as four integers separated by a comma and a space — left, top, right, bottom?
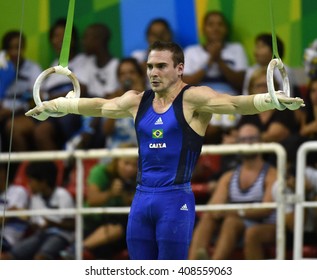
152, 102, 172, 114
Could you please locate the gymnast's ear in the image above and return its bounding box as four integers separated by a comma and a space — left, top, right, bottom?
177, 63, 184, 77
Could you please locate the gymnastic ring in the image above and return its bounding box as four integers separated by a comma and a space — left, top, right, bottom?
266, 58, 290, 110
33, 66, 81, 117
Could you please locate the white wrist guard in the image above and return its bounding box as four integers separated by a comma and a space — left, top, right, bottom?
52, 97, 80, 114
253, 93, 275, 112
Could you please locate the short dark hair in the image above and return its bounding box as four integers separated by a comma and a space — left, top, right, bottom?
256, 33, 285, 59
26, 161, 58, 189
148, 41, 184, 67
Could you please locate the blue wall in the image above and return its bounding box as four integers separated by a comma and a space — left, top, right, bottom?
120, 0, 198, 56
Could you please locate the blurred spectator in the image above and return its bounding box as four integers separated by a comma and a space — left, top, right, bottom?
183, 10, 248, 95
242, 33, 295, 96
77, 23, 120, 98
238, 67, 302, 165
61, 144, 137, 259
243, 178, 294, 259
303, 38, 317, 81
0, 49, 15, 101
0, 162, 29, 256
0, 31, 42, 152
2, 161, 75, 259
299, 78, 317, 140
41, 18, 87, 99
304, 166, 317, 236
131, 18, 173, 80
204, 105, 241, 148
188, 123, 277, 260
102, 57, 144, 151
183, 10, 247, 148
283, 165, 317, 252
33, 18, 91, 151
298, 78, 317, 166
70, 23, 121, 150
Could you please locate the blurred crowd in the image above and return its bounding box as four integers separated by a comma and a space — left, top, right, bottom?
1, 11, 317, 260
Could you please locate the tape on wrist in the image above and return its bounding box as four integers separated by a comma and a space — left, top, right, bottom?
54, 97, 79, 114
253, 93, 275, 112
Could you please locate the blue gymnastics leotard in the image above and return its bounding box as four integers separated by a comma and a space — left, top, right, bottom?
126, 85, 204, 259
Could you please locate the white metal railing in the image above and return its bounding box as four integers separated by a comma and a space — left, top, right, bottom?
293, 141, 317, 259
0, 143, 287, 259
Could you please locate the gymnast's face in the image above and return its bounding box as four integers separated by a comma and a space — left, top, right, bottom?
147, 50, 183, 94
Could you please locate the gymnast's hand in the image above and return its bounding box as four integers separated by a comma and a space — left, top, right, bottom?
254, 90, 305, 112
274, 91, 305, 110
25, 101, 53, 121
25, 90, 76, 121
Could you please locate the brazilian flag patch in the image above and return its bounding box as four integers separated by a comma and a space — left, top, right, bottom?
152, 129, 163, 139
